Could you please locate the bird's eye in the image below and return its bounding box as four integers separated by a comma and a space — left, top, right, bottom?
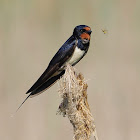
80, 29, 86, 32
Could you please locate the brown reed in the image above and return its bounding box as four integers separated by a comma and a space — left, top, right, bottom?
57, 64, 99, 140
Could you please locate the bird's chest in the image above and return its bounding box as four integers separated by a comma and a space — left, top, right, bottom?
67, 46, 85, 65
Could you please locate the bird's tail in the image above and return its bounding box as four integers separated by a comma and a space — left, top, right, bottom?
11, 70, 65, 117
11, 94, 31, 117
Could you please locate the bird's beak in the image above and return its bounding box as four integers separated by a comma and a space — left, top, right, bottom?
87, 30, 92, 35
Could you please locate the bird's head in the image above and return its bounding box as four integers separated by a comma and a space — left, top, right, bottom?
73, 25, 92, 44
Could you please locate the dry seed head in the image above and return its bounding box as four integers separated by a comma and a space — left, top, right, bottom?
57, 64, 98, 140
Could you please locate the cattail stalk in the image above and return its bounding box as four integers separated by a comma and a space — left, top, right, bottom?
57, 64, 99, 140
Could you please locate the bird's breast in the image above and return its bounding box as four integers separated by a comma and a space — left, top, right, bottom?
67, 46, 85, 65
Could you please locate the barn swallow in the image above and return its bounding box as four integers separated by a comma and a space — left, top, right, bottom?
17, 25, 92, 111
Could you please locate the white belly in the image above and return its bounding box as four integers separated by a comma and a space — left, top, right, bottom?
68, 47, 85, 65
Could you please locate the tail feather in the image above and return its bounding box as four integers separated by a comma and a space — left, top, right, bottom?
16, 94, 31, 112
12, 94, 31, 117
13, 70, 65, 116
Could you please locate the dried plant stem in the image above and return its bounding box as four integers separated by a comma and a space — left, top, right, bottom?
58, 64, 99, 140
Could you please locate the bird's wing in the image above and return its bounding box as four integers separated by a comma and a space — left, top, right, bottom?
26, 36, 77, 94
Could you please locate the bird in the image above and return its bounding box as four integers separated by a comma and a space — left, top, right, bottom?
16, 25, 92, 112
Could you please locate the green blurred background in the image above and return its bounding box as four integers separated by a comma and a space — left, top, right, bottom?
1, 0, 140, 140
